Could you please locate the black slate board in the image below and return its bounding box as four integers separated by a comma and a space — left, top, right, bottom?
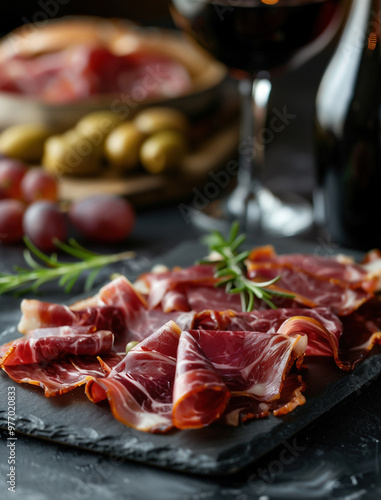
1, 239, 380, 476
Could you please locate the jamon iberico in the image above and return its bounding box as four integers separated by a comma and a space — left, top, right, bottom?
1, 245, 381, 432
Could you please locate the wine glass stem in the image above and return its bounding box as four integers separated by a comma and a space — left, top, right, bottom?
250, 77, 272, 232
234, 77, 272, 233
252, 77, 272, 182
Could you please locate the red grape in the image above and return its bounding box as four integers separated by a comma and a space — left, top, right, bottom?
0, 159, 27, 199
0, 199, 25, 243
21, 167, 58, 203
23, 201, 67, 251
69, 195, 135, 243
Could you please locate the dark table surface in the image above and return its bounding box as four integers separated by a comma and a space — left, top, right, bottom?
1, 26, 381, 499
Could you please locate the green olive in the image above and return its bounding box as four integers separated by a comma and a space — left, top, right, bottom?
42, 129, 102, 177
104, 122, 146, 172
125, 341, 139, 354
76, 111, 121, 143
0, 123, 52, 162
140, 130, 187, 174
134, 107, 189, 136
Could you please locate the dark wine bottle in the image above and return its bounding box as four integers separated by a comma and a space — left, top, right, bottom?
315, 0, 381, 250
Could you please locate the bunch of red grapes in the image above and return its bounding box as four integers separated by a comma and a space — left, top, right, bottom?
0, 158, 135, 251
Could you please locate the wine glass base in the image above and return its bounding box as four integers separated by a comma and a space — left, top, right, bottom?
190, 188, 314, 237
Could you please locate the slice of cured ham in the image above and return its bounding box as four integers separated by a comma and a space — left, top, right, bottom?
18, 299, 125, 337
193, 307, 342, 357
184, 330, 306, 398
0, 326, 114, 366
173, 329, 306, 430
172, 330, 230, 429
2, 359, 96, 397
138, 264, 217, 310
247, 246, 375, 315
1, 353, 123, 397
86, 321, 182, 433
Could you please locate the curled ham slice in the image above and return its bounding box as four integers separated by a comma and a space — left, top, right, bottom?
193, 307, 342, 358
2, 359, 95, 397
173, 329, 306, 429
0, 326, 114, 366
18, 299, 125, 337
1, 353, 122, 397
138, 264, 217, 310
86, 321, 182, 433
172, 330, 230, 429
185, 330, 306, 398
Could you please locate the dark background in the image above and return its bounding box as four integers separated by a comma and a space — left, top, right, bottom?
0, 0, 171, 36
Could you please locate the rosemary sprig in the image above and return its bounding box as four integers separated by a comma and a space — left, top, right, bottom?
0, 237, 135, 296
200, 221, 294, 311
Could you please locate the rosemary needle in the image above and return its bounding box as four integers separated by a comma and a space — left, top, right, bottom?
0, 237, 135, 296
200, 221, 294, 311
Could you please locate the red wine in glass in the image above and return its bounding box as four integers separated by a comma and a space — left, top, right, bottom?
171, 0, 345, 236
171, 0, 341, 76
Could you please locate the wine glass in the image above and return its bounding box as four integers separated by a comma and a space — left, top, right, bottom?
170, 0, 345, 236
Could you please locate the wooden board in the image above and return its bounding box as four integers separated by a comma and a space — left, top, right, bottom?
59, 119, 240, 207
